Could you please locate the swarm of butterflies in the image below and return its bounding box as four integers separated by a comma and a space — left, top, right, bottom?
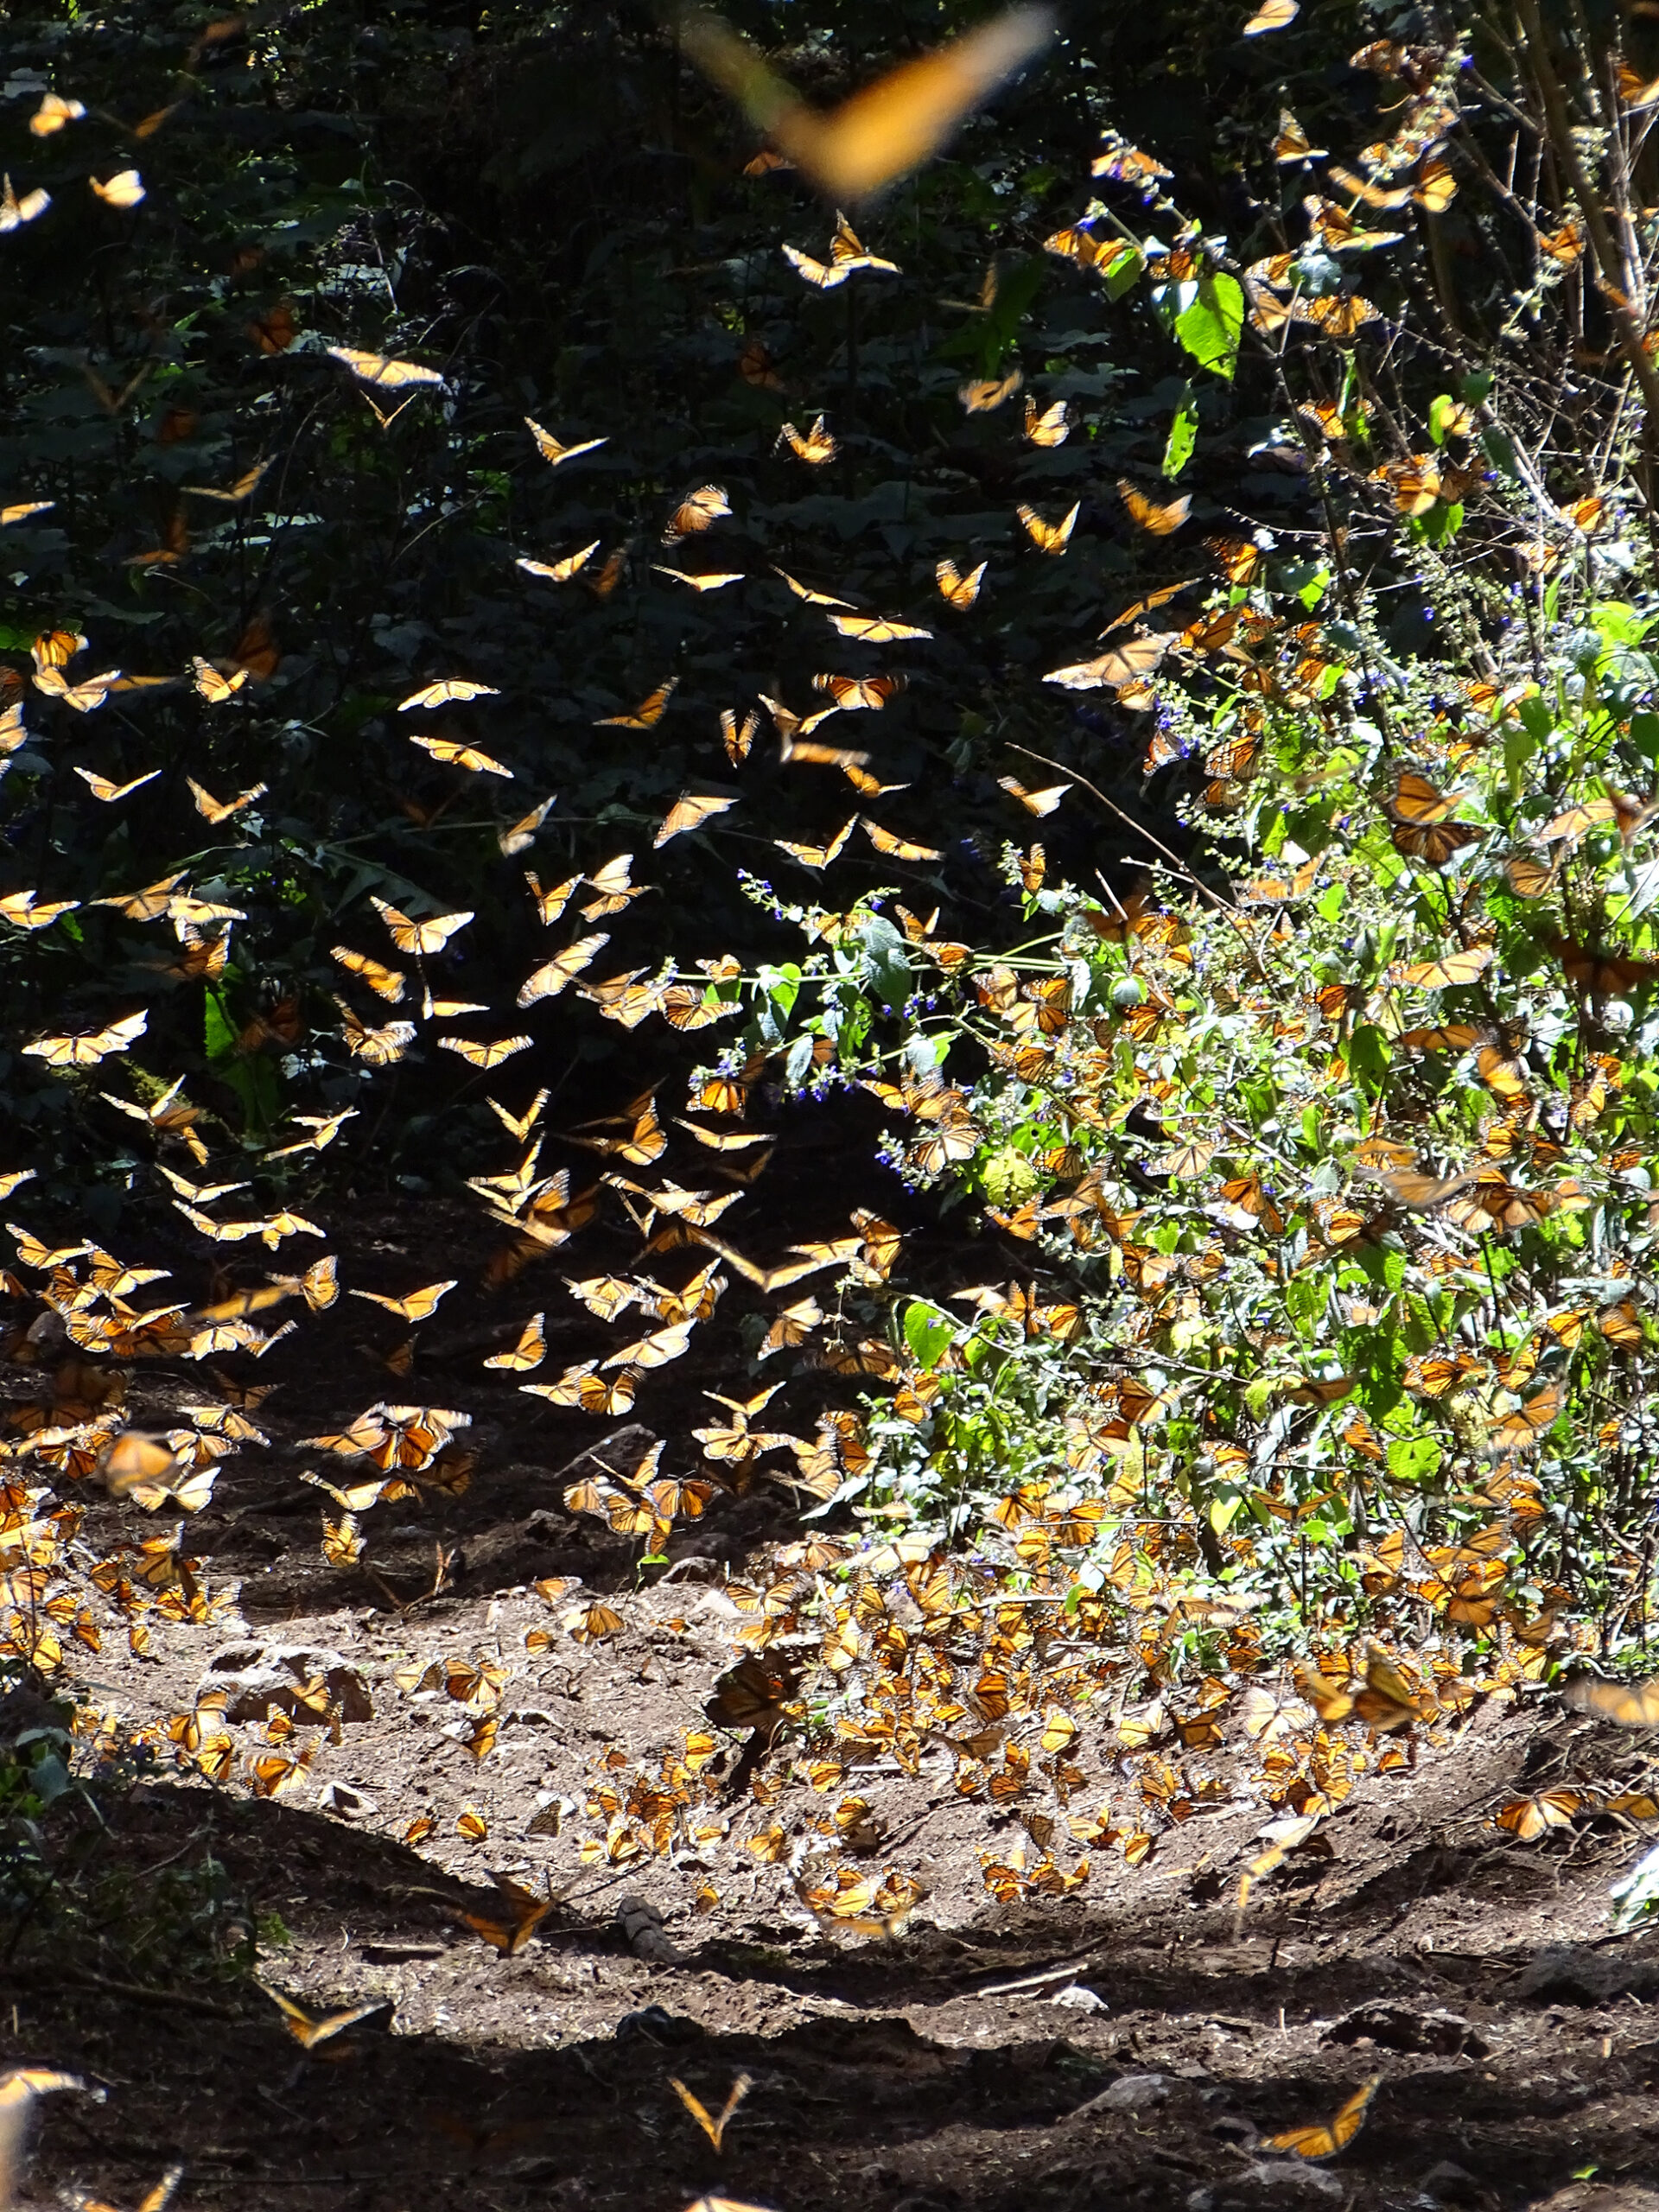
6, 5, 1659, 2092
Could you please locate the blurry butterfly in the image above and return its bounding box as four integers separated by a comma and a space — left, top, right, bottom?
596, 680, 678, 728
960, 368, 1023, 411
517, 542, 600, 583
257, 1981, 387, 2051
683, 6, 1054, 200
351, 1280, 455, 1323
410, 734, 513, 778
1017, 501, 1079, 554
830, 613, 932, 642
664, 486, 731, 543
335, 1002, 416, 1065
484, 1313, 546, 1371
188, 776, 267, 823
1274, 109, 1327, 161
1560, 1671, 1659, 1728
774, 568, 856, 609
1244, 0, 1300, 33
935, 557, 986, 608
778, 416, 838, 464
652, 565, 745, 594
75, 767, 160, 804
721, 708, 760, 762
775, 819, 856, 869
371, 898, 474, 955
332, 946, 406, 1001
1118, 480, 1191, 535
1091, 137, 1173, 190
655, 792, 739, 847
1489, 1382, 1564, 1450
1554, 934, 1659, 998
998, 775, 1069, 816
518, 934, 609, 1004
1265, 2077, 1376, 2162
1495, 1789, 1584, 1841
0, 2073, 100, 2212
488, 1090, 549, 1142
245, 302, 298, 354
90, 168, 145, 207
24, 1011, 147, 1067
1023, 396, 1070, 445
30, 93, 86, 137
812, 674, 906, 710
522, 1363, 639, 1416
0, 176, 51, 232
327, 346, 444, 389
1395, 946, 1493, 988
461, 1875, 557, 1955
670, 2075, 753, 2153
865, 819, 941, 861
524, 418, 606, 467
499, 797, 556, 856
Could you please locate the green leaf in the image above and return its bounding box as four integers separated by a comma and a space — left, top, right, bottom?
903, 1301, 956, 1370
1387, 1435, 1442, 1484
1173, 272, 1243, 382
1161, 384, 1199, 478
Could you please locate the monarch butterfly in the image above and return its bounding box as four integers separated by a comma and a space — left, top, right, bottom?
1023, 396, 1070, 446
436, 1033, 531, 1070
595, 680, 678, 728
775, 819, 856, 869
29, 92, 86, 137
523, 418, 606, 468
655, 791, 739, 847
1017, 501, 1079, 554
35, 663, 122, 710
90, 167, 145, 207
350, 1281, 455, 1323
518, 934, 608, 1005
327, 346, 443, 389
1274, 108, 1327, 161
1554, 935, 1659, 998
1560, 1671, 1659, 1727
484, 1313, 546, 1370
774, 568, 856, 609
496, 796, 555, 857
410, 734, 513, 778
246, 302, 297, 354
998, 776, 1069, 816
1045, 635, 1171, 691
1118, 480, 1191, 535
1443, 1176, 1554, 1233
959, 369, 1022, 411
829, 613, 932, 642
671, 2075, 753, 2154
781, 734, 872, 770
935, 557, 986, 608
581, 854, 646, 918
863, 819, 941, 861
0, 174, 49, 231
0, 891, 79, 930
1266, 2077, 1377, 2162
23, 1010, 147, 1067
369, 898, 474, 957
1396, 946, 1493, 988
1090, 138, 1173, 189
683, 6, 1055, 200
778, 416, 837, 464
257, 1982, 386, 2050
1496, 1789, 1583, 1841
782, 244, 855, 288
335, 1001, 416, 1065
737, 334, 785, 387
1291, 292, 1382, 339
522, 1363, 639, 1415
517, 544, 598, 587
191, 658, 251, 702
602, 1319, 696, 1371
1489, 1381, 1564, 1448
663, 486, 730, 543
812, 673, 907, 710
188, 777, 268, 823
461, 1879, 556, 1956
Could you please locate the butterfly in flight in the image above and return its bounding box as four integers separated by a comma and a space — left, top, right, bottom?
683, 6, 1054, 199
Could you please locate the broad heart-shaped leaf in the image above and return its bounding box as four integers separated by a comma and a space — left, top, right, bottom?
1162, 384, 1199, 478
902, 1300, 955, 1370
1173, 272, 1243, 382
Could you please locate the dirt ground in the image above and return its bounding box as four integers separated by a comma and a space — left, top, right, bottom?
7, 1183, 1659, 2212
